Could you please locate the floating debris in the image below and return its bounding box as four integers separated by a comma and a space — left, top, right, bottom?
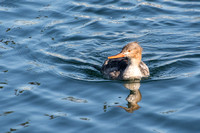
28, 82, 41, 86
20, 121, 30, 127
6, 28, 11, 32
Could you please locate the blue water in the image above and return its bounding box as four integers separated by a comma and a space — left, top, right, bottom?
0, 0, 200, 132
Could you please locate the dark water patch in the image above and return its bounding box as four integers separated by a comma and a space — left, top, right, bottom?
61, 35, 93, 41
48, 11, 67, 19
0, 0, 20, 8
187, 21, 200, 28
150, 59, 198, 79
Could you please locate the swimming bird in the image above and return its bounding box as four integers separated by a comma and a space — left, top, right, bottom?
101, 42, 149, 80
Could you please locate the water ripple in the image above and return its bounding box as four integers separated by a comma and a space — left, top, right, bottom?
1, 0, 200, 132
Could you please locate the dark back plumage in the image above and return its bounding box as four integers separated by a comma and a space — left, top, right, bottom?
101, 57, 128, 79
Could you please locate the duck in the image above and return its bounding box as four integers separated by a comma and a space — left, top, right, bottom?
101, 42, 149, 80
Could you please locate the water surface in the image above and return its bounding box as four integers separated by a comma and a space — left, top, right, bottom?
0, 0, 200, 132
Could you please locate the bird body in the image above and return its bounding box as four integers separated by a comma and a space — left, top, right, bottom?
101, 42, 149, 80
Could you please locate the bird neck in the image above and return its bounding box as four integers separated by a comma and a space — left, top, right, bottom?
128, 57, 141, 66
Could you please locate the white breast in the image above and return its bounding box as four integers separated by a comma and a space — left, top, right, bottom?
123, 65, 142, 80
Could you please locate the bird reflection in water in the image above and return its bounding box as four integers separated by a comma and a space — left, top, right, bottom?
118, 80, 142, 113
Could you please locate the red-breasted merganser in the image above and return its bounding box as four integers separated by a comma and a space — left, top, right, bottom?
101, 42, 150, 80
